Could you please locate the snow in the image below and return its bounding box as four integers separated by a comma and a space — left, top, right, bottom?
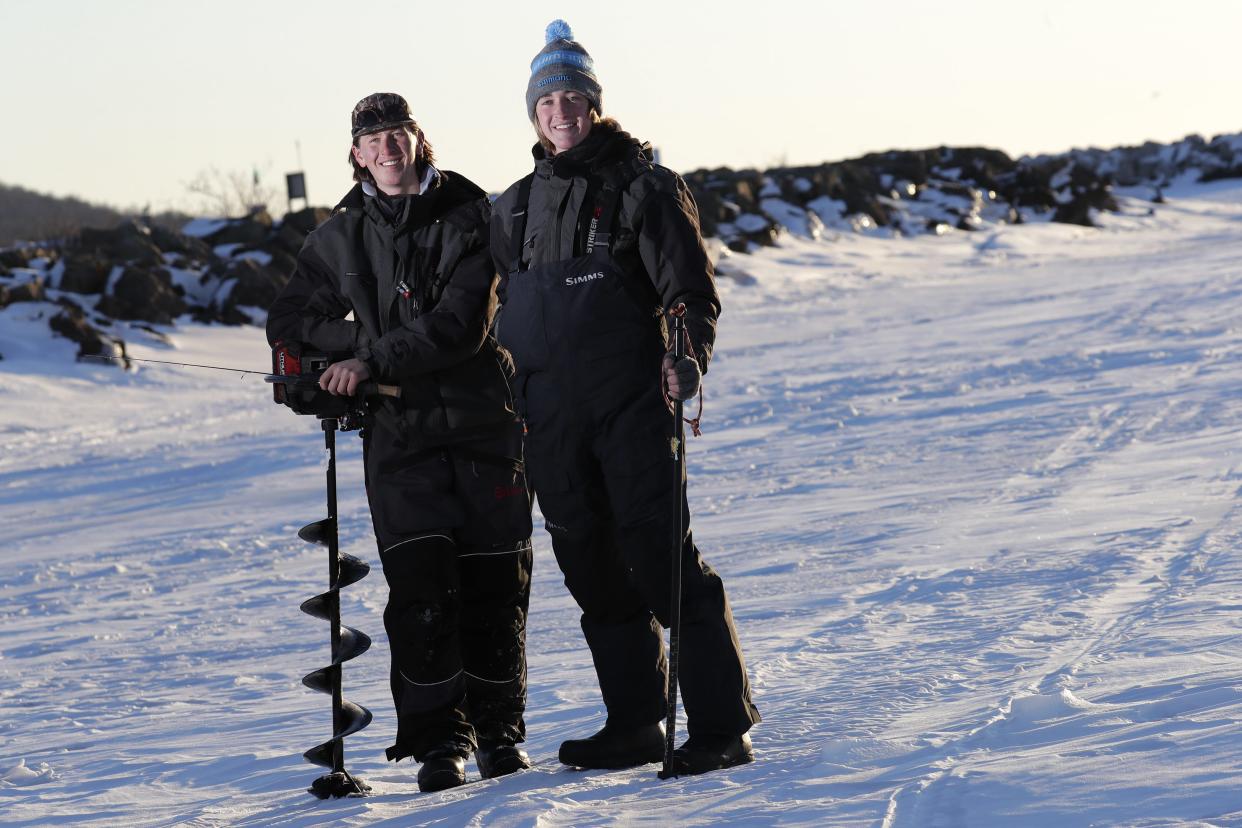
182, 218, 230, 238
734, 213, 771, 234
5, 182, 1242, 825
234, 249, 273, 266
760, 198, 824, 240
166, 265, 219, 307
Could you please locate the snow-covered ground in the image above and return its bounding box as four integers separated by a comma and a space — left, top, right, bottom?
3, 180, 1242, 826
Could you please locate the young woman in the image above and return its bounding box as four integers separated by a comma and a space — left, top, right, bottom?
490, 21, 760, 776
269, 92, 533, 792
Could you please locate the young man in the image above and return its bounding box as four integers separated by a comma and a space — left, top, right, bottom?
490, 22, 761, 775
268, 92, 533, 793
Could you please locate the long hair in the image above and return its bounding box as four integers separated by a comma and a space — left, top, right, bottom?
347, 125, 437, 184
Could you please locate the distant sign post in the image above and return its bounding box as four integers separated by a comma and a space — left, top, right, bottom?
286, 172, 308, 213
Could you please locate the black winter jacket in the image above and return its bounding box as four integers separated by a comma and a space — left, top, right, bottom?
267, 170, 517, 445
489, 121, 721, 370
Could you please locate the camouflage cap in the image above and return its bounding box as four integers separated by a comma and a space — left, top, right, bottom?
351, 92, 416, 139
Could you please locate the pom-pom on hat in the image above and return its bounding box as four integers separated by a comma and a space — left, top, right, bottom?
525, 19, 603, 122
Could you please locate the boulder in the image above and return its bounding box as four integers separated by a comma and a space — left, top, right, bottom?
1051, 165, 1118, 227
1053, 185, 1117, 227
0, 249, 32, 269
0, 275, 46, 308
728, 213, 780, 249
235, 243, 297, 280
96, 266, 188, 324
59, 253, 113, 294
1198, 164, 1242, 183
823, 162, 892, 227
274, 221, 309, 254
277, 206, 331, 250
996, 163, 1059, 212
265, 246, 297, 278
77, 220, 165, 266
203, 209, 274, 247
49, 300, 127, 362
714, 173, 762, 216
777, 174, 821, 204
221, 257, 287, 310
191, 304, 254, 326
689, 187, 721, 238
147, 223, 213, 261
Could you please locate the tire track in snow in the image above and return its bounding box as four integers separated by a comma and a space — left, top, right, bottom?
876, 396, 1242, 826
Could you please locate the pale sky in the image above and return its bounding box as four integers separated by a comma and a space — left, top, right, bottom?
3, 0, 1241, 214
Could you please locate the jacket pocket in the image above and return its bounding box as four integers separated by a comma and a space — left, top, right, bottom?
438, 348, 518, 433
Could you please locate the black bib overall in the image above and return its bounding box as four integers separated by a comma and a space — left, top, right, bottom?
496, 174, 760, 738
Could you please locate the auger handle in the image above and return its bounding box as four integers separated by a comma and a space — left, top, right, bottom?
263, 374, 402, 398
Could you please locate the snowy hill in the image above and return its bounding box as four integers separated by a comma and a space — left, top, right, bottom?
3, 176, 1242, 825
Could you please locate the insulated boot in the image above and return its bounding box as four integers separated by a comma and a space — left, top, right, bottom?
671, 732, 754, 775
476, 740, 531, 779
417, 745, 468, 793
558, 722, 664, 769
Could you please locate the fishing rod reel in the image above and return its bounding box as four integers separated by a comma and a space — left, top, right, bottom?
269, 342, 369, 431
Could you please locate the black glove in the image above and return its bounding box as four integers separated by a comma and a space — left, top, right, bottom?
663, 353, 701, 401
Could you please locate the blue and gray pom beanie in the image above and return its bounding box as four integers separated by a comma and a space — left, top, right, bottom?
526, 19, 602, 122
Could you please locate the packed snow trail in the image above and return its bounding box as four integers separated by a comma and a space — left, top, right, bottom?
2, 181, 1242, 825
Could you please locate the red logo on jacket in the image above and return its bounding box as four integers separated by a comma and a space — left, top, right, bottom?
494, 484, 525, 500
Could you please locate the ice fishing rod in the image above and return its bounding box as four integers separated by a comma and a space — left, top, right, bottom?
81, 353, 402, 398
83, 353, 269, 375
659, 304, 689, 781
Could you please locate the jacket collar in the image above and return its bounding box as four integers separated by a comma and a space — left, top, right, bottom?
334, 164, 442, 213
533, 120, 649, 179
360, 163, 440, 199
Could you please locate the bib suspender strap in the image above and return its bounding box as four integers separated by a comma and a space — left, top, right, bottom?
587, 183, 624, 254
508, 173, 534, 275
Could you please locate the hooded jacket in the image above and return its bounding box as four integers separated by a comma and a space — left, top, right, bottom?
489, 120, 720, 370
267, 170, 517, 444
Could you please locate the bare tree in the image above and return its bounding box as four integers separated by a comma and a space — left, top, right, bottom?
184, 165, 277, 218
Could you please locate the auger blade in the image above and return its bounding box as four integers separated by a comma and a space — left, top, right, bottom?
337, 554, 370, 589
303, 740, 336, 769
338, 626, 372, 663
299, 702, 373, 768
300, 627, 371, 678
302, 666, 333, 695
298, 518, 334, 546
295, 418, 372, 798
337, 700, 373, 740
300, 593, 331, 620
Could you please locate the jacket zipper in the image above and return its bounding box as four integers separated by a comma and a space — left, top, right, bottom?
553, 180, 576, 259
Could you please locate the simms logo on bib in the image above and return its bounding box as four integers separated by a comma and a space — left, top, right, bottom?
565, 272, 606, 287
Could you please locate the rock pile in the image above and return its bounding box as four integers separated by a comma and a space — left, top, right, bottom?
683, 146, 1126, 251
0, 206, 328, 362
4, 130, 1241, 362
681, 132, 1242, 251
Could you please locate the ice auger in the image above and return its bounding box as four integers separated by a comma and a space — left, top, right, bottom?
298, 415, 373, 798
